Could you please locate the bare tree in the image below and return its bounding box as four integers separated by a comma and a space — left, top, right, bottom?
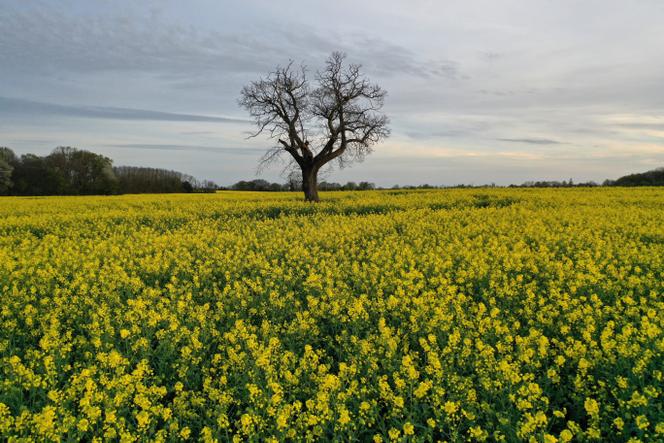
239, 52, 389, 201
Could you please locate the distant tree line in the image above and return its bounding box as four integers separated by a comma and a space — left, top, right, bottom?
227, 179, 376, 192
113, 166, 217, 194
319, 181, 376, 191
226, 171, 664, 192
228, 179, 286, 192
603, 167, 664, 187
2, 145, 661, 196
510, 179, 599, 188
509, 169, 664, 188
390, 171, 663, 189
0, 146, 217, 196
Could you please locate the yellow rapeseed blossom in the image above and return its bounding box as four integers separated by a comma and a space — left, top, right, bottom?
559, 429, 573, 442
444, 401, 459, 415
584, 398, 600, 417
0, 188, 662, 441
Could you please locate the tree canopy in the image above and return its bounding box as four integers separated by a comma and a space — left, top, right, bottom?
0, 147, 217, 196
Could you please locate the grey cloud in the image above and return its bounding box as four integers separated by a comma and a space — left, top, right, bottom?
478, 88, 538, 97
339, 33, 459, 79
407, 129, 472, 139
403, 119, 492, 140
0, 5, 458, 81
0, 6, 276, 77
497, 138, 566, 145
180, 131, 216, 136
479, 89, 515, 96
614, 122, 664, 130
0, 96, 248, 123
107, 144, 264, 155
479, 51, 503, 62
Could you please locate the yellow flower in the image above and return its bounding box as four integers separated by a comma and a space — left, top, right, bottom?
135, 410, 150, 428
636, 415, 649, 430
655, 422, 664, 435
584, 398, 599, 417
338, 408, 351, 426
414, 380, 431, 398
587, 427, 601, 440
47, 390, 61, 403
469, 426, 487, 441
108, 350, 123, 367
276, 410, 289, 430
240, 413, 253, 432
77, 418, 89, 432
403, 422, 414, 435
444, 401, 458, 415
560, 429, 573, 442
34, 406, 57, 435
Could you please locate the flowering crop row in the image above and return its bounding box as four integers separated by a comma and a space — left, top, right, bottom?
0, 189, 662, 442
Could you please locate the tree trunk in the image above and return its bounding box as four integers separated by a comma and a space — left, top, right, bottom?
301, 165, 319, 202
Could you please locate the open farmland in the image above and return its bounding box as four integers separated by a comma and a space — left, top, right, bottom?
1, 189, 663, 442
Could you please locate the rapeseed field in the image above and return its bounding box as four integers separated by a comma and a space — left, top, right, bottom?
0, 189, 662, 442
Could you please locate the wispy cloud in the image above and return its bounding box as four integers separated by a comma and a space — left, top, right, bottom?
180, 131, 216, 136
406, 129, 469, 139
614, 122, 664, 131
0, 96, 248, 123
106, 143, 264, 155
0, 5, 458, 81
496, 138, 566, 145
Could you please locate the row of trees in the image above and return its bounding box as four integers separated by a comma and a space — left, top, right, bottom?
0, 147, 217, 196
511, 179, 601, 188
113, 166, 216, 194
229, 179, 375, 192
604, 167, 664, 186
2, 146, 661, 196
387, 173, 663, 189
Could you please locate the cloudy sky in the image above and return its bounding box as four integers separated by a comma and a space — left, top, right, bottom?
1, 0, 663, 186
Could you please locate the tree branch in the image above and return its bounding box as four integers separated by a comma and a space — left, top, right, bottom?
240, 51, 389, 180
